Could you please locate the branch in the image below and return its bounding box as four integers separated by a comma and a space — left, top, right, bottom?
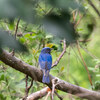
0, 50, 100, 100
74, 12, 83, 28
51, 79, 63, 100
26, 87, 48, 100
24, 75, 29, 99
51, 79, 56, 100
45, 91, 51, 100
26, 86, 62, 100
37, 4, 46, 14
15, 17, 20, 39
23, 75, 33, 100
46, 8, 54, 15
11, 18, 20, 56
52, 39, 66, 67
54, 91, 63, 100
27, 78, 33, 91
76, 40, 93, 87
88, 0, 100, 17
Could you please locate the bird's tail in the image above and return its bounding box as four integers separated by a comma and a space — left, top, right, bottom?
42, 70, 50, 83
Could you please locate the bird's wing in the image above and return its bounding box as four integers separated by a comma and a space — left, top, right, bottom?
39, 53, 52, 70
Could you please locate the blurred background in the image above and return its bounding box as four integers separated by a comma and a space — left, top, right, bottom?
0, 0, 100, 100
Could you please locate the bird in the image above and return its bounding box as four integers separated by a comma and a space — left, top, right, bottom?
39, 47, 52, 84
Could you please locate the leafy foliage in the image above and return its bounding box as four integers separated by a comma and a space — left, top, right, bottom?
0, 0, 100, 100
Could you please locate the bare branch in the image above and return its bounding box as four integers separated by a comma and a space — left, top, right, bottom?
10, 18, 20, 56
51, 79, 56, 100
88, 0, 100, 17
54, 91, 63, 100
46, 8, 54, 15
72, 11, 76, 23
76, 40, 93, 87
79, 39, 91, 43
23, 76, 34, 99
15, 17, 20, 39
81, 46, 98, 59
45, 91, 51, 100
23, 75, 29, 100
0, 50, 100, 100
52, 39, 66, 68
51, 79, 63, 100
37, 4, 46, 14
25, 75, 28, 97
26, 87, 48, 100
27, 79, 33, 91
74, 12, 83, 28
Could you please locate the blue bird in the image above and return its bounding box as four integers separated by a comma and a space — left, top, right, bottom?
39, 47, 52, 84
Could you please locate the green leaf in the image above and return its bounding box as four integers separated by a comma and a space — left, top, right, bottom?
96, 74, 100, 77
61, 66, 64, 72
46, 35, 53, 38
94, 81, 100, 90
0, 93, 6, 100
0, 74, 5, 81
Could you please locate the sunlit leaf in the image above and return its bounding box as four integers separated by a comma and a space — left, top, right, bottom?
32, 49, 38, 54
45, 43, 54, 48
45, 35, 53, 39
61, 66, 64, 71
96, 74, 100, 77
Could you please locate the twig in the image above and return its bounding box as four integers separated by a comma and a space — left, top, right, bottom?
51, 79, 63, 100
79, 39, 91, 42
72, 10, 78, 23
25, 75, 28, 96
45, 91, 51, 100
11, 17, 20, 56
73, 11, 76, 23
81, 46, 98, 59
88, 0, 100, 17
76, 40, 93, 87
15, 17, 20, 39
46, 8, 54, 15
23, 75, 28, 100
23, 75, 33, 100
27, 78, 33, 92
66, 47, 71, 82
51, 79, 56, 100
74, 12, 83, 28
54, 91, 63, 100
37, 4, 46, 14
52, 39, 66, 68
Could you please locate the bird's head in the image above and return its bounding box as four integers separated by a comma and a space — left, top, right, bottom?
41, 47, 52, 54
